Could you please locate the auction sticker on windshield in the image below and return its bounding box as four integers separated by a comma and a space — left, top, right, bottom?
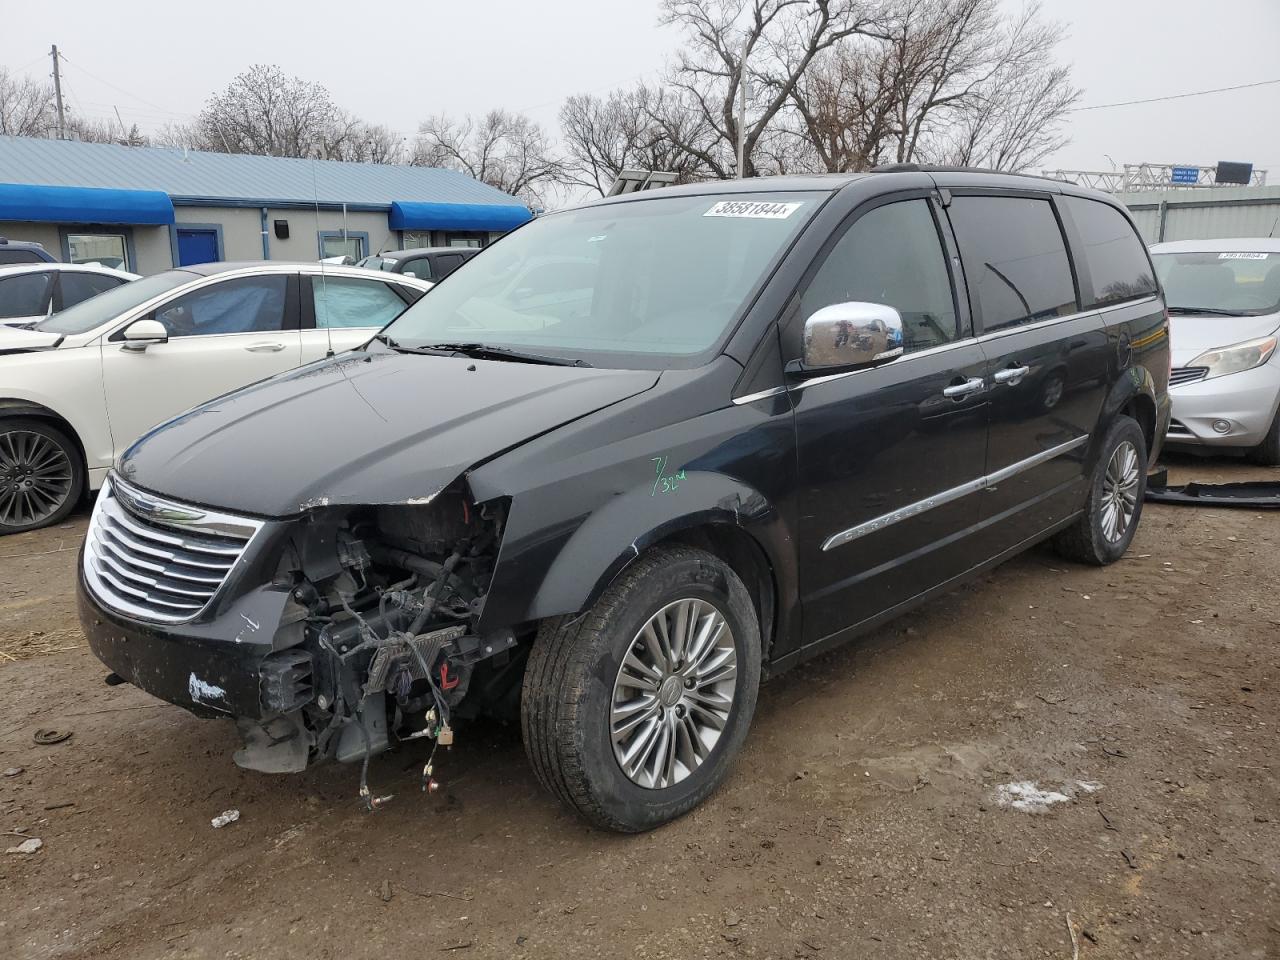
1218, 252, 1269, 260
704, 200, 803, 220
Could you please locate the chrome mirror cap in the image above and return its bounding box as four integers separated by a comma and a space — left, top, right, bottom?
800, 301, 904, 373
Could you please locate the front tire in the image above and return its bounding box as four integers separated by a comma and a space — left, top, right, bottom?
0, 417, 85, 535
521, 545, 761, 832
1053, 414, 1147, 565
1249, 406, 1280, 466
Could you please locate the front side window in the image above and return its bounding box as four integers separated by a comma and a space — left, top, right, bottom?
313, 276, 410, 329
0, 271, 52, 319
801, 198, 958, 354
154, 275, 288, 337
1153, 251, 1280, 317
1061, 196, 1156, 307
381, 192, 819, 367
59, 271, 128, 309
38, 271, 192, 335
947, 196, 1077, 333
66, 233, 128, 270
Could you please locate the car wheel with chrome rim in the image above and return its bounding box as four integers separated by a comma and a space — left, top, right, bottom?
1053, 414, 1147, 566
0, 417, 85, 535
522, 545, 761, 832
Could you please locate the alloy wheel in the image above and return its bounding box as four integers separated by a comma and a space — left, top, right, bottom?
0, 430, 74, 528
610, 598, 738, 789
1100, 439, 1140, 543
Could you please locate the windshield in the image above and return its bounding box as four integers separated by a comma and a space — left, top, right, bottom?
1153, 251, 1280, 316
355, 256, 394, 272
37, 271, 194, 335
379, 192, 819, 367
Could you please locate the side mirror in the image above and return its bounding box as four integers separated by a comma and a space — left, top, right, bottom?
796, 301, 904, 374
121, 318, 169, 352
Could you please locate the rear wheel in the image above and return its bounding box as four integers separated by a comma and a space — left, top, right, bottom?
1053, 415, 1146, 565
0, 418, 84, 535
521, 545, 761, 832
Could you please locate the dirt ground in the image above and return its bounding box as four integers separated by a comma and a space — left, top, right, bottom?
1, 455, 1277, 960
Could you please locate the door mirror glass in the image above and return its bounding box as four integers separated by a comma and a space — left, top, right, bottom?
800, 301, 904, 373
121, 317, 169, 351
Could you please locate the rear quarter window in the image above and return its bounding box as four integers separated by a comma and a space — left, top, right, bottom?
1061, 196, 1157, 307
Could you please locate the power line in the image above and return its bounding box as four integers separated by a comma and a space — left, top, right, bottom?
1071, 78, 1280, 112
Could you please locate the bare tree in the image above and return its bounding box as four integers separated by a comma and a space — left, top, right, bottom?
655, 0, 889, 178
919, 5, 1080, 170
413, 110, 560, 205
65, 114, 148, 146
0, 68, 54, 138
194, 65, 343, 158
791, 0, 1079, 173
558, 85, 714, 196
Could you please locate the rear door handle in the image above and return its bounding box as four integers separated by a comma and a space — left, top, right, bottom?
993, 365, 1030, 386
943, 377, 985, 399
245, 342, 286, 353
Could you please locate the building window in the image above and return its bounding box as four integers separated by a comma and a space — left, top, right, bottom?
401, 231, 432, 250
318, 231, 368, 261
66, 233, 129, 270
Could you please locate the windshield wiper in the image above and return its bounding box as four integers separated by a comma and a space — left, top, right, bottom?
1167, 306, 1251, 317
420, 342, 591, 367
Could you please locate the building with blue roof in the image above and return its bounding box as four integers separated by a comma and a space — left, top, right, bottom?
0, 136, 532, 274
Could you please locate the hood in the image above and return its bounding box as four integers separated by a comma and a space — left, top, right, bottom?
0, 324, 62, 354
118, 350, 660, 516
1170, 312, 1280, 367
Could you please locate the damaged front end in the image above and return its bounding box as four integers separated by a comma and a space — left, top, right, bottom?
82, 475, 522, 804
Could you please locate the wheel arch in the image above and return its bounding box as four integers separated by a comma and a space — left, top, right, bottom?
1096, 367, 1159, 463
477, 472, 795, 665
0, 398, 90, 485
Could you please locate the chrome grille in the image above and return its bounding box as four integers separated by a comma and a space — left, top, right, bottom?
83, 476, 262, 624
1170, 366, 1208, 387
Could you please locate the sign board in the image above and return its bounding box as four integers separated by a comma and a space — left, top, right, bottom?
1215, 161, 1253, 185
1170, 166, 1199, 184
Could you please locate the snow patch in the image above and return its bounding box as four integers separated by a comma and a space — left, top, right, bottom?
994, 779, 1102, 813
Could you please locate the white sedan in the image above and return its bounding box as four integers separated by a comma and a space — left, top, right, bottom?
0, 262, 431, 533
0, 262, 140, 327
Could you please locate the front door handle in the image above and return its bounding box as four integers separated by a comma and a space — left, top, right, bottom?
245, 342, 286, 353
942, 377, 985, 399
993, 365, 1030, 386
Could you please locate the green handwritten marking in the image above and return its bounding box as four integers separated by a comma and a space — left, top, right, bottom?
650, 456, 687, 496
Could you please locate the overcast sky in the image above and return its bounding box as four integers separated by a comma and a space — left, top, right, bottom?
3, 0, 1279, 182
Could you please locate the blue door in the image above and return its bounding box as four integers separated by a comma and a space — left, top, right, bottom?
177, 229, 219, 266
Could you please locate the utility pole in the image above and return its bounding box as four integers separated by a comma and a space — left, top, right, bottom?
50, 45, 66, 139
736, 36, 749, 178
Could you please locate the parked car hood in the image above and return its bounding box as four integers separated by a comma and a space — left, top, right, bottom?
117, 350, 661, 516
1170, 311, 1280, 366
0, 324, 62, 352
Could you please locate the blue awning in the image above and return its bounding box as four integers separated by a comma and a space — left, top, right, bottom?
0, 182, 175, 225
389, 200, 531, 233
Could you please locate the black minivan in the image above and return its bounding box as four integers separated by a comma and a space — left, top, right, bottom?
81, 168, 1170, 831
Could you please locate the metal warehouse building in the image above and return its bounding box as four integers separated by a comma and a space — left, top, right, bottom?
0, 136, 532, 274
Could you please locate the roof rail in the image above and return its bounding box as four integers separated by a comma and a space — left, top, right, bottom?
870, 163, 920, 173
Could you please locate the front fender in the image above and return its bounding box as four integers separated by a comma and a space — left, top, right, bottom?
469, 389, 800, 653
520, 470, 786, 625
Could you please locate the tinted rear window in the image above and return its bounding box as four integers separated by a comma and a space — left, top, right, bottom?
0, 271, 52, 318
948, 196, 1078, 333
0, 250, 44, 265
1062, 196, 1156, 307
